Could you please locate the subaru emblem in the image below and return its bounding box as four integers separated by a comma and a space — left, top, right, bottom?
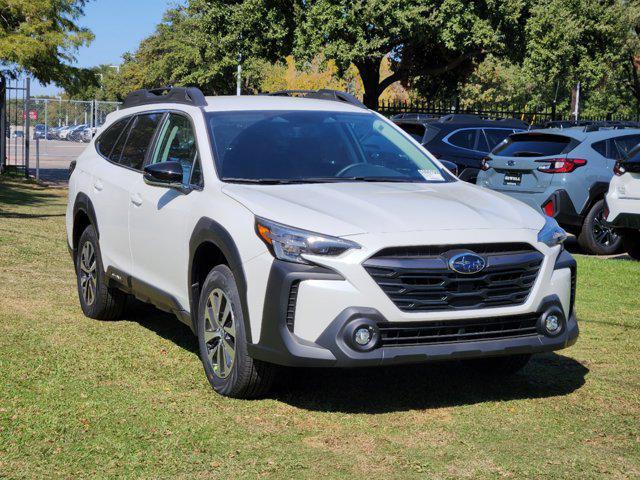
449, 253, 486, 274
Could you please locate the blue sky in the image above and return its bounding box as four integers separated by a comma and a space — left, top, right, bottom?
32, 0, 175, 96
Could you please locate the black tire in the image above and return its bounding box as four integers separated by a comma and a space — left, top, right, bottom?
197, 265, 276, 398
622, 230, 640, 260
462, 354, 532, 375
75, 225, 127, 319
578, 199, 622, 255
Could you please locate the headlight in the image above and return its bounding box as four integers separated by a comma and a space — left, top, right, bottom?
255, 217, 360, 264
537, 216, 567, 247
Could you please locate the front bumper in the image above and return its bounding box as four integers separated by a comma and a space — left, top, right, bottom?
247, 250, 578, 368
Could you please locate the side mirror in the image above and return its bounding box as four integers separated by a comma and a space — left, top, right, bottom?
439, 159, 458, 177
143, 161, 188, 191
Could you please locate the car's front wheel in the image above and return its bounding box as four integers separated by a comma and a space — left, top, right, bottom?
197, 265, 276, 398
578, 199, 622, 255
622, 230, 640, 260
75, 225, 127, 319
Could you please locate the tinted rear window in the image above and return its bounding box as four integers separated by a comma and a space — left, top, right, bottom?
612, 135, 640, 160
625, 145, 640, 163
492, 133, 575, 157
395, 123, 426, 142
96, 118, 130, 159
119, 112, 164, 170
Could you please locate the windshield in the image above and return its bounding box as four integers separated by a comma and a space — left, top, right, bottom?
206, 111, 451, 184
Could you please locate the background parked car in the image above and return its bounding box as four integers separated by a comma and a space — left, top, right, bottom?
477, 126, 640, 255
80, 126, 97, 143
33, 124, 46, 140
393, 114, 528, 183
606, 144, 640, 259
58, 125, 77, 141
67, 124, 89, 142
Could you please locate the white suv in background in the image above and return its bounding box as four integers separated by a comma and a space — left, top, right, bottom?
607, 144, 640, 259
66, 87, 578, 398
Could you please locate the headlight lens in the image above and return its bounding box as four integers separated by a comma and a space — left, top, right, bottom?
537, 216, 567, 247
255, 217, 360, 264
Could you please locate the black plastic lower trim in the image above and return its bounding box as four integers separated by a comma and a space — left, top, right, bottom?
105, 267, 191, 326
608, 213, 640, 230
246, 259, 343, 367
249, 294, 579, 368
545, 189, 583, 228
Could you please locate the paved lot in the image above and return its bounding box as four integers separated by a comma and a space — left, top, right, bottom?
6, 138, 84, 184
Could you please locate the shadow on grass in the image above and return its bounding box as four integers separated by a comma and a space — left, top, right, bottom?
0, 176, 57, 208
127, 301, 588, 414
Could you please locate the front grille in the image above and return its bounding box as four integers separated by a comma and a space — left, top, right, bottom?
364, 244, 543, 312
378, 313, 539, 346
285, 281, 300, 332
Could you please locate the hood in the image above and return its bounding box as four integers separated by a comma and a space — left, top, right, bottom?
222, 181, 545, 237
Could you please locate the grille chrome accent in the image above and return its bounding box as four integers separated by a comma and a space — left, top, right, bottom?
364, 244, 543, 312
378, 313, 539, 346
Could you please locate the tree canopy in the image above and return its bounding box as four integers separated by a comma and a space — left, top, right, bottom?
0, 0, 94, 91
65, 0, 640, 117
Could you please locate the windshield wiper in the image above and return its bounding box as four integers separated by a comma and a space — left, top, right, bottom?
221, 178, 313, 184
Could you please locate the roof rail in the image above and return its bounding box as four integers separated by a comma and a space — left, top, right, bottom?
122, 86, 207, 109
267, 89, 367, 109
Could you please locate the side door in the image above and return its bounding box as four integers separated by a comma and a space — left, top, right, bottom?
128, 112, 204, 310
90, 116, 137, 273
94, 111, 165, 274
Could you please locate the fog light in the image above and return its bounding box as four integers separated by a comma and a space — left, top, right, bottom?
544, 314, 561, 334
354, 326, 373, 346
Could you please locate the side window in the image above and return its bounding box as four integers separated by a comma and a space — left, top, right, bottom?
150, 113, 200, 186
484, 129, 514, 151
96, 117, 130, 159
612, 135, 640, 160
119, 112, 164, 170
592, 140, 608, 158
447, 129, 477, 150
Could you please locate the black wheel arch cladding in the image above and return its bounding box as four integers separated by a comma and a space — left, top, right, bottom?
71, 192, 100, 262
189, 217, 253, 341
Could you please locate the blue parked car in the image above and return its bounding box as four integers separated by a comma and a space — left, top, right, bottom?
477, 126, 640, 254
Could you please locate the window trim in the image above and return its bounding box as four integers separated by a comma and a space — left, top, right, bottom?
143, 110, 205, 190
442, 127, 520, 154
94, 109, 205, 189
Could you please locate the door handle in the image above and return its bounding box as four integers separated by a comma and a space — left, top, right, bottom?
93, 180, 104, 192
130, 193, 143, 207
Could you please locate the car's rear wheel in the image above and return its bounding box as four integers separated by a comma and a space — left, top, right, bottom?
197, 265, 276, 398
463, 354, 532, 375
578, 199, 622, 255
622, 230, 640, 260
76, 225, 127, 319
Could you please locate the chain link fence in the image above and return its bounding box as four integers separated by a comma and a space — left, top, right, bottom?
1, 77, 122, 183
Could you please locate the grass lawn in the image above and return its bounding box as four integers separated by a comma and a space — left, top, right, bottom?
0, 176, 638, 479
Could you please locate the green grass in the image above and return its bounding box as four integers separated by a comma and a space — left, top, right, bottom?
0, 176, 638, 479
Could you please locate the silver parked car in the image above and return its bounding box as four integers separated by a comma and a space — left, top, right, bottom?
477, 126, 640, 254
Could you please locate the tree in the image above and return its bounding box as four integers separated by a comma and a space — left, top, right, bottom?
294, 0, 528, 108
109, 0, 298, 98
0, 0, 94, 91
523, 0, 633, 118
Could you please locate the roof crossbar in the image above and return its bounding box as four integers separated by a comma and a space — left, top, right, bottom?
267, 89, 367, 109
122, 86, 207, 109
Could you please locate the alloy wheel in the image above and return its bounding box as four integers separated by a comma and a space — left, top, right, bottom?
592, 208, 619, 248
79, 241, 97, 306
203, 288, 236, 379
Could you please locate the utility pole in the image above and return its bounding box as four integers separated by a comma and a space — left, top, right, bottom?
24, 77, 30, 178
236, 52, 242, 96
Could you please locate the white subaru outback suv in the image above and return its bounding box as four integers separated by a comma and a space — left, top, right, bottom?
606, 143, 640, 259
66, 87, 578, 398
